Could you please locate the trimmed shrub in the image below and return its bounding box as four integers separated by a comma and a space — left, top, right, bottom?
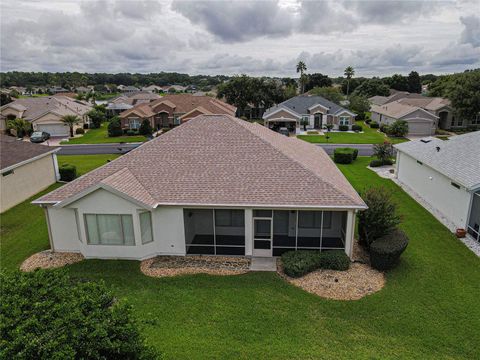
334, 147, 356, 164
369, 159, 394, 167
339, 124, 349, 131
59, 164, 77, 181
365, 119, 372, 124
370, 121, 379, 129
306, 130, 319, 135
379, 124, 389, 133
351, 124, 363, 132
139, 119, 153, 136
282, 250, 350, 278
108, 117, 123, 137
357, 187, 401, 247
373, 142, 394, 164
319, 250, 350, 271
352, 148, 359, 160
370, 229, 409, 270
126, 129, 138, 136
75, 128, 85, 135
386, 120, 408, 137
0, 270, 159, 359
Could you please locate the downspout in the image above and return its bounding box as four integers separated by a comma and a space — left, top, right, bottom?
43, 206, 55, 252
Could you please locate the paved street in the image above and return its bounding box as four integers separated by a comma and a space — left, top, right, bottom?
57, 143, 141, 155
317, 143, 374, 156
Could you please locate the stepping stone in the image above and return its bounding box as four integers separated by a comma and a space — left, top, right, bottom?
250, 257, 277, 272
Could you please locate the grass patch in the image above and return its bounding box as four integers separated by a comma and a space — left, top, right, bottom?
58, 154, 120, 176
1, 157, 479, 359
61, 122, 147, 144
298, 121, 409, 144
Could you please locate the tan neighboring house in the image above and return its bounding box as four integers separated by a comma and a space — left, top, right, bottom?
0, 135, 60, 212
370, 101, 438, 136
263, 95, 356, 132
119, 94, 236, 130
141, 85, 164, 93
106, 92, 161, 116
34, 115, 366, 260
0, 96, 92, 136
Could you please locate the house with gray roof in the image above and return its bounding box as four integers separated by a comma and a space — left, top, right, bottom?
394, 131, 480, 242
263, 95, 356, 133
34, 114, 366, 260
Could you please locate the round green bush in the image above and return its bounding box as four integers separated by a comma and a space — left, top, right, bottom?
126, 129, 137, 136
370, 121, 379, 129
0, 270, 159, 359
59, 163, 77, 182
339, 124, 349, 131
351, 124, 363, 132
108, 117, 123, 137
334, 147, 356, 164
370, 229, 409, 270
75, 128, 85, 135
369, 159, 394, 167
318, 250, 350, 271
282, 251, 321, 278
365, 119, 372, 124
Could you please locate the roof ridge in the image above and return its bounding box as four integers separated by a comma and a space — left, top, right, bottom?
227, 116, 363, 205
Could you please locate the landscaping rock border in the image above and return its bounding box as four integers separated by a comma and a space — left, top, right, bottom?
141, 255, 250, 277
20, 250, 84, 272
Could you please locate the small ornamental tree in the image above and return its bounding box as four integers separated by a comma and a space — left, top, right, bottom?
357, 187, 401, 247
387, 120, 409, 137
373, 142, 394, 164
0, 270, 159, 359
139, 119, 153, 136
108, 116, 123, 137
300, 118, 309, 131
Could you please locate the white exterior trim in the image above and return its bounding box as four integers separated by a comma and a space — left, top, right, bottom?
263, 106, 300, 120
1, 148, 60, 174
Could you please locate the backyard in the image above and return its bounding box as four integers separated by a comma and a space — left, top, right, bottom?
297, 121, 408, 144
0, 156, 479, 359
60, 122, 147, 144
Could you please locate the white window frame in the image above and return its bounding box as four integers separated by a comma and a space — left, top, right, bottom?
339, 116, 350, 126
84, 213, 135, 246
139, 211, 154, 244
129, 117, 141, 130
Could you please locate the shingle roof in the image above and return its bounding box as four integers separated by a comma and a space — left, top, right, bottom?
395, 131, 480, 190
397, 97, 451, 111
36, 115, 366, 209
0, 135, 59, 171
371, 101, 437, 120
263, 95, 354, 118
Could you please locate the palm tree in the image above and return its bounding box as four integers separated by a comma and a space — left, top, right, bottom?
296, 61, 307, 93
344, 66, 355, 96
6, 118, 32, 138
61, 115, 80, 138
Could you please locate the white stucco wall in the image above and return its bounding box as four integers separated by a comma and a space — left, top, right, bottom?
396, 151, 472, 229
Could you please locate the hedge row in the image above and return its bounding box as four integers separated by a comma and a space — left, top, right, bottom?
334, 147, 358, 164
369, 159, 394, 167
282, 250, 350, 278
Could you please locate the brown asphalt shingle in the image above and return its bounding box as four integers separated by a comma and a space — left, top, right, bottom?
36, 115, 365, 209
1, 135, 59, 170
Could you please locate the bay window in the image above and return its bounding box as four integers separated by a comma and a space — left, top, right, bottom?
85, 214, 135, 245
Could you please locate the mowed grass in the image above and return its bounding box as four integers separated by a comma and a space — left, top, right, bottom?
1, 157, 479, 359
297, 121, 408, 144
58, 154, 120, 176
61, 122, 147, 144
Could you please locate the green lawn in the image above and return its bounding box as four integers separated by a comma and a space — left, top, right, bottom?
58, 154, 120, 176
61, 122, 147, 144
297, 121, 408, 144
1, 157, 479, 359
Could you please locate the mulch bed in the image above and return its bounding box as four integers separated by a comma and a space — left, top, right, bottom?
277, 241, 385, 301
20, 251, 84, 272
141, 255, 251, 277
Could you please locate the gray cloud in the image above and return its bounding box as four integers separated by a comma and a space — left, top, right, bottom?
460, 15, 480, 47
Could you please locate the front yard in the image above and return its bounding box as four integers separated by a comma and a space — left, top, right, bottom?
60, 122, 147, 144
57, 154, 120, 176
1, 157, 479, 359
297, 121, 408, 144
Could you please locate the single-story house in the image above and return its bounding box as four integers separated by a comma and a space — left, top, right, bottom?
394, 131, 480, 242
1, 135, 60, 212
120, 86, 140, 93
34, 115, 366, 260
0, 96, 92, 136
370, 101, 438, 136
119, 94, 236, 130
48, 86, 69, 94
106, 92, 161, 116
141, 85, 164, 93
262, 95, 356, 133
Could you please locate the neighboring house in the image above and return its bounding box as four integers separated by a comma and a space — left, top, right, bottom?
0, 96, 92, 136
106, 92, 161, 116
164, 85, 187, 93
9, 86, 27, 95
75, 86, 91, 94
120, 86, 140, 93
119, 94, 236, 130
141, 85, 164, 93
370, 101, 438, 136
34, 114, 366, 260
263, 95, 356, 132
1, 135, 60, 212
394, 131, 480, 242
368, 91, 422, 106
49, 86, 69, 94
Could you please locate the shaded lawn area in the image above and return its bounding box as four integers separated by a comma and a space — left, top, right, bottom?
1, 157, 479, 359
297, 121, 408, 144
60, 122, 147, 144
58, 154, 120, 176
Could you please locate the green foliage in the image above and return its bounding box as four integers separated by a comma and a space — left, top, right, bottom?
348, 95, 370, 120
108, 117, 123, 137
386, 120, 408, 137
282, 250, 350, 278
0, 270, 158, 360
308, 86, 343, 104
353, 78, 390, 98
305, 73, 332, 92
87, 108, 107, 129
385, 74, 409, 91
370, 229, 409, 270
75, 128, 85, 135
407, 71, 422, 93
138, 119, 153, 136
341, 77, 364, 95
357, 187, 401, 247
6, 118, 32, 138
126, 129, 138, 136
370, 121, 379, 128
369, 159, 394, 167
373, 142, 394, 162
334, 147, 356, 164
339, 124, 349, 131
61, 115, 81, 138
351, 124, 363, 132
59, 163, 77, 181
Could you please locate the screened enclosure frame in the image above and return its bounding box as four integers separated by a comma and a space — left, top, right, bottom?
467, 192, 480, 242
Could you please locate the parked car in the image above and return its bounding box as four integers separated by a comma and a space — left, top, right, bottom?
278, 127, 289, 136
30, 131, 50, 143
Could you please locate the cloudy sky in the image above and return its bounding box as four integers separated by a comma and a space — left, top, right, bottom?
1, 0, 479, 77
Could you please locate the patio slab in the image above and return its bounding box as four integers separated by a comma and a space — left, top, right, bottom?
250, 257, 277, 272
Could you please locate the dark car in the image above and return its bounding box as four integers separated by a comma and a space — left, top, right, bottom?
278, 127, 289, 136
30, 131, 50, 143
